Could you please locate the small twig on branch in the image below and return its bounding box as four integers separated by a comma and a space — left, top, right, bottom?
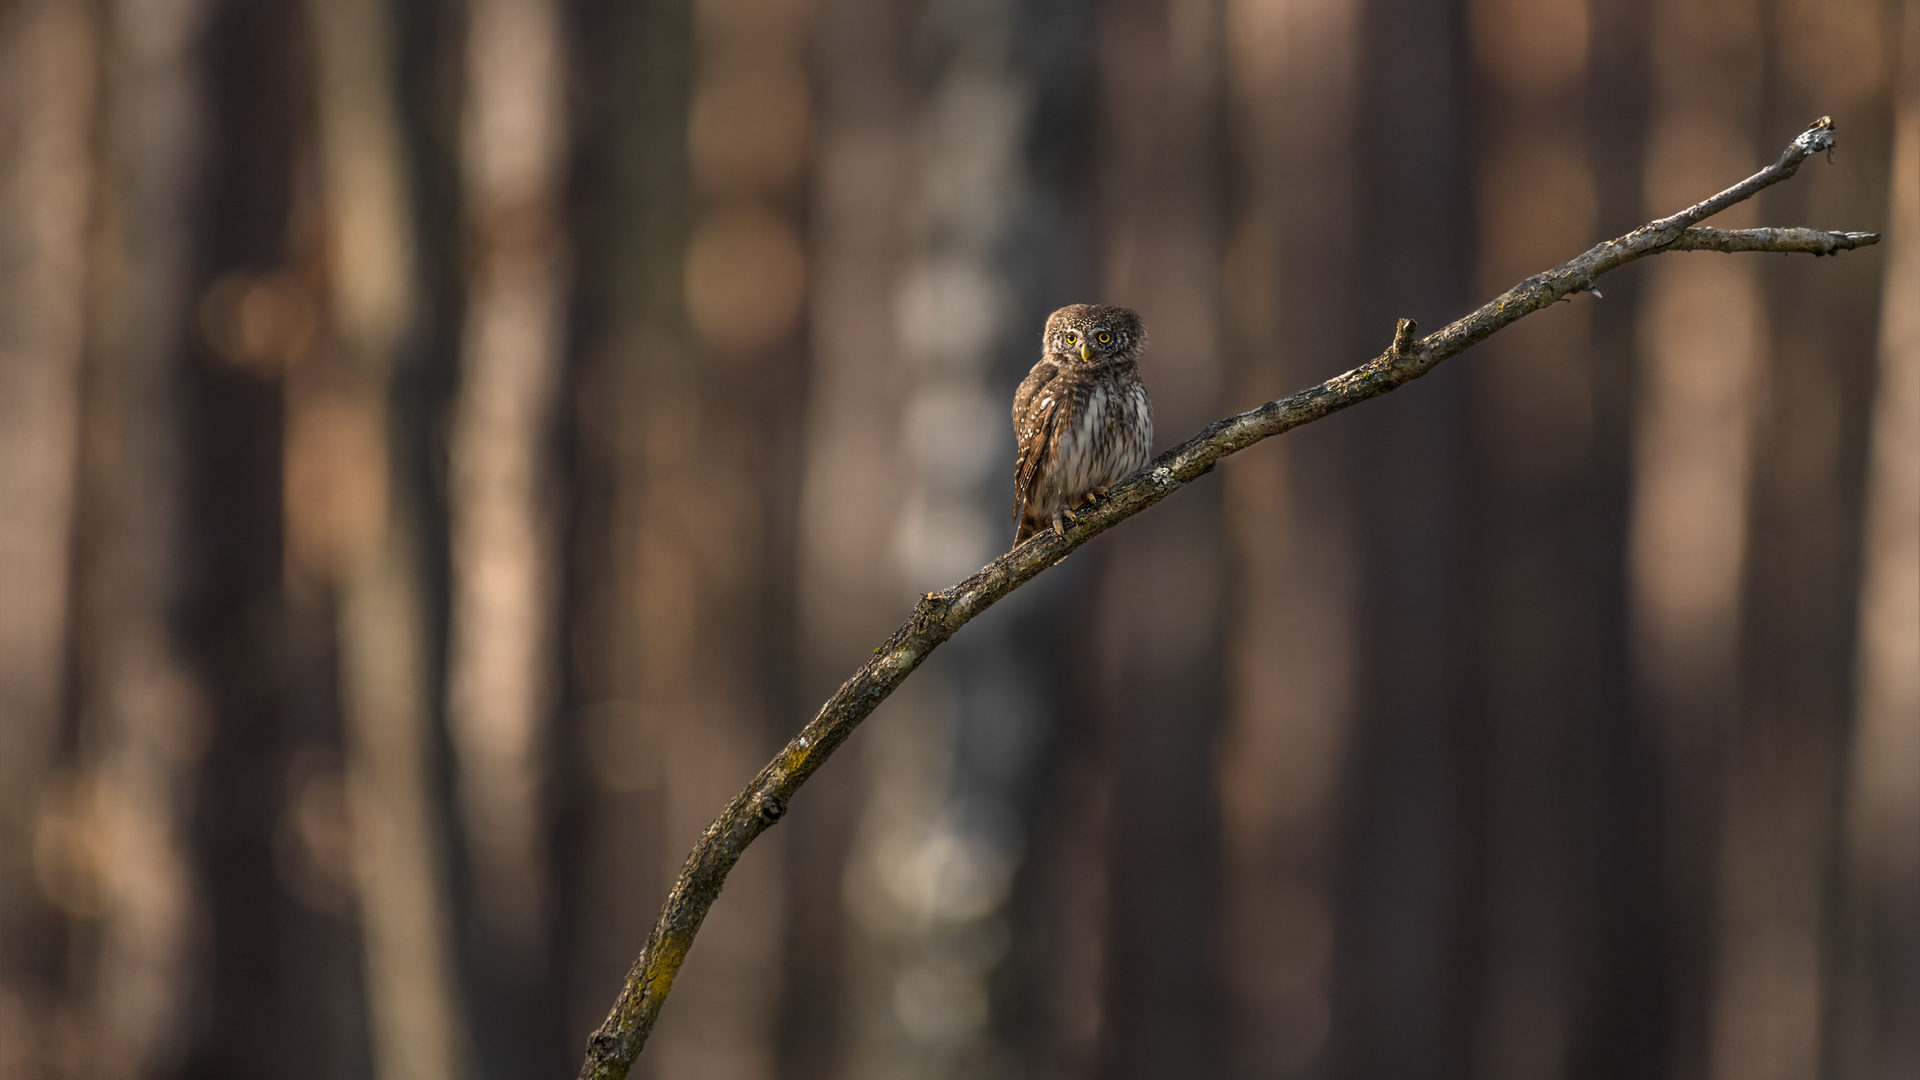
1391, 317, 1418, 357
577, 116, 1879, 1080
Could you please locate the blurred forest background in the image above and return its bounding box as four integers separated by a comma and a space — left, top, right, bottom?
0, 0, 1915, 1077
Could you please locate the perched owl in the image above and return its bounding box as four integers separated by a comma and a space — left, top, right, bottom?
1011, 304, 1153, 545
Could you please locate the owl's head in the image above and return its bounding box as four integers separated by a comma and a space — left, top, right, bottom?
1043, 304, 1145, 366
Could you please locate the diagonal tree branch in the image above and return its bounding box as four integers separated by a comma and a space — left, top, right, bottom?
578, 115, 1879, 1080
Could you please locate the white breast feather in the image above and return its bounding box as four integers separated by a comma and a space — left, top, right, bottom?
1028, 367, 1151, 527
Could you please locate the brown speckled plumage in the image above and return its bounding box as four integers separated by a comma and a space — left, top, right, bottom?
1012, 304, 1153, 545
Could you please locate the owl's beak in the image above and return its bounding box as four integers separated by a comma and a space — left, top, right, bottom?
1079, 342, 1092, 361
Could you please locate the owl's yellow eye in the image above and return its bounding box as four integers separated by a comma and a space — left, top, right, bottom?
1064, 332, 1077, 344
1097, 332, 1111, 344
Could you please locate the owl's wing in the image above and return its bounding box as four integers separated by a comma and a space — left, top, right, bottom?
1012, 361, 1061, 530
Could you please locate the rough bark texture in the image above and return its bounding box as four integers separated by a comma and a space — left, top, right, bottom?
577, 116, 1878, 1080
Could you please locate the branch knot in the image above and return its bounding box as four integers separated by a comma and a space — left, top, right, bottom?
1390, 318, 1418, 359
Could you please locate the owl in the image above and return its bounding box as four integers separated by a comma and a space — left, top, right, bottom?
1012, 304, 1153, 545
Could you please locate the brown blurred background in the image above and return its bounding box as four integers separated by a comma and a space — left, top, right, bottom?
1, 0, 1915, 1077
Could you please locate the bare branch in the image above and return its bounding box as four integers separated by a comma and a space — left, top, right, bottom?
1664, 226, 1882, 256
577, 116, 1880, 1080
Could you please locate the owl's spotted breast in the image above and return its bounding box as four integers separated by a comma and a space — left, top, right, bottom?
1012, 305, 1153, 545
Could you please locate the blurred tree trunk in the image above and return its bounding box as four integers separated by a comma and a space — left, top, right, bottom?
562, 0, 808, 1074
830, 0, 1076, 1066
0, 1, 95, 1068
639, 0, 814, 1072
1458, 2, 1631, 1078
1574, 4, 1672, 1075
1838, 6, 1920, 1074
303, 1, 466, 1078
445, 0, 570, 1069
1215, 0, 1362, 1076
786, 0, 911, 1072
177, 0, 374, 1076
1627, 3, 1770, 1078
50, 1, 213, 1075
1721, 3, 1902, 1080
557, 1, 686, 1074
1333, 1, 1474, 1077
1082, 0, 1229, 1077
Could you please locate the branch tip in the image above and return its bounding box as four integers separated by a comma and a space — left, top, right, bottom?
1797, 115, 1836, 145
1666, 226, 1882, 257
1794, 115, 1837, 158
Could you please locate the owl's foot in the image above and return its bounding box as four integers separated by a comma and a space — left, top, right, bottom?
1050, 489, 1111, 536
